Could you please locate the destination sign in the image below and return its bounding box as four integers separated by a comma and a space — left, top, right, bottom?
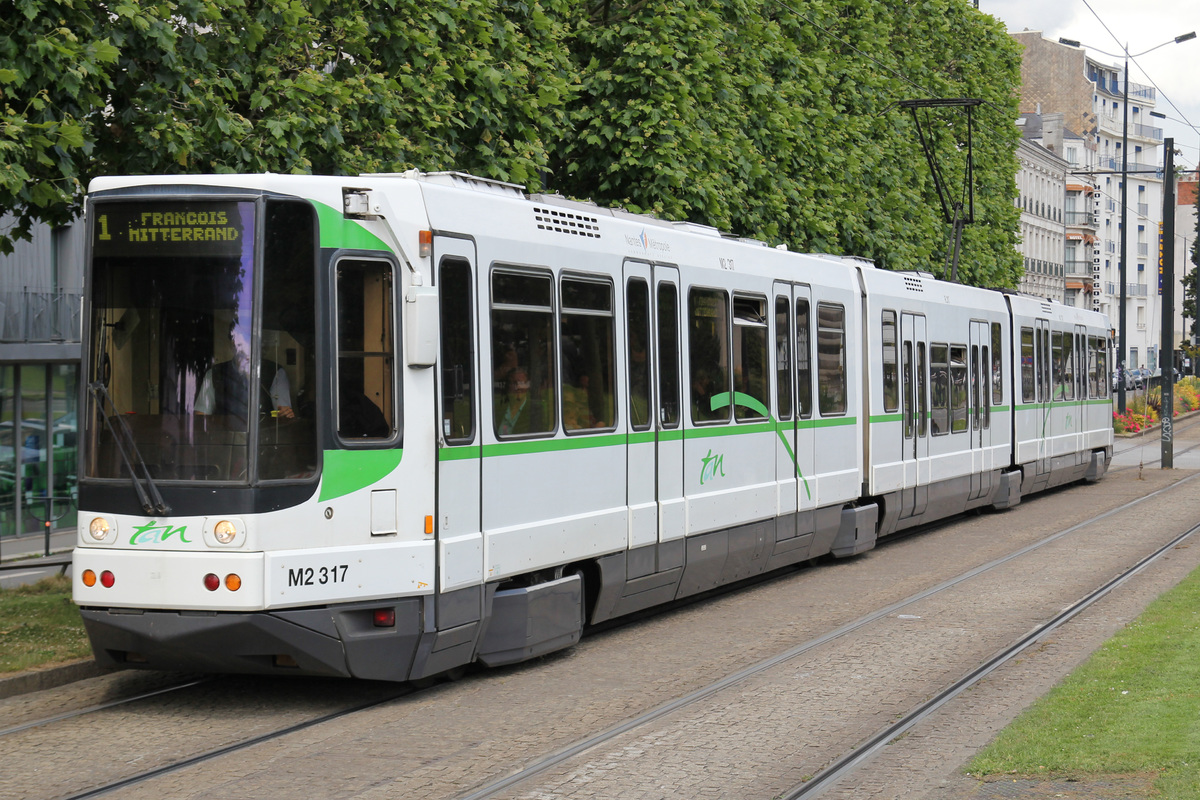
92, 201, 253, 258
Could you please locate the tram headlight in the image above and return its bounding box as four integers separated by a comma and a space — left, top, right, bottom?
88, 517, 112, 542
213, 520, 237, 544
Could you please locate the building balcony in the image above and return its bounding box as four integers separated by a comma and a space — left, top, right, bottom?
1105, 282, 1148, 298
1065, 211, 1096, 226
1098, 157, 1162, 176
1129, 122, 1164, 141
0, 288, 82, 343
1091, 72, 1156, 101
1065, 260, 1096, 278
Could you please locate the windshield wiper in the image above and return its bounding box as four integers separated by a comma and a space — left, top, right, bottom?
87, 382, 172, 515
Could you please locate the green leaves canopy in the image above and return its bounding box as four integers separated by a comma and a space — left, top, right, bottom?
1, 0, 1021, 285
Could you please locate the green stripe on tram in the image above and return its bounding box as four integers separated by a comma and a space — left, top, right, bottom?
312, 200, 392, 252
320, 449, 404, 502
436, 391, 853, 501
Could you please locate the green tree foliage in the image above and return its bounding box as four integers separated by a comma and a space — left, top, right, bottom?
1, 0, 1022, 286
0, 0, 570, 251
557, 0, 1021, 285
0, 0, 119, 247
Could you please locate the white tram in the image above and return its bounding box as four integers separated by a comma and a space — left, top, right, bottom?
73, 171, 1113, 680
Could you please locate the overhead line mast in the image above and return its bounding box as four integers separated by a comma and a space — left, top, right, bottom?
899, 98, 983, 283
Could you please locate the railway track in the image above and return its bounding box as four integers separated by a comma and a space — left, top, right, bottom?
6, 460, 1197, 800
456, 470, 1200, 800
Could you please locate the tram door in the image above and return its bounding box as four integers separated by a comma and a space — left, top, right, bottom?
969, 319, 993, 500
654, 266, 686, 546
793, 285, 816, 525
1073, 324, 1088, 457
901, 312, 928, 516
434, 237, 484, 594
624, 261, 658, 552
1035, 318, 1052, 478
772, 282, 799, 538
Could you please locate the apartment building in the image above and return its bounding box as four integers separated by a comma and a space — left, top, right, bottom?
1012, 31, 1165, 370
1014, 114, 1069, 301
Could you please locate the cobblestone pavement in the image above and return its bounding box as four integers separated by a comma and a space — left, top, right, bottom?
4, 428, 1199, 800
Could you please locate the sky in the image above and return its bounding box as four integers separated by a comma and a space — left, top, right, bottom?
979, 0, 1200, 172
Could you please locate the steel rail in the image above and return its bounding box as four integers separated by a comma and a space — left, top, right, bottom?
61, 687, 412, 800
0, 678, 211, 738
455, 469, 1200, 799
781, 517, 1200, 798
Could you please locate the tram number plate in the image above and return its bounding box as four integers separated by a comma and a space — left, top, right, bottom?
287, 564, 349, 587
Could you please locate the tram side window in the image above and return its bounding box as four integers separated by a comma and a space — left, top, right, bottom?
991, 322, 1003, 406
336, 259, 396, 440
259, 200, 318, 480
561, 277, 615, 433
733, 295, 769, 421
970, 344, 980, 430
817, 302, 846, 416
627, 279, 652, 432
982, 345, 990, 429
492, 270, 556, 438
1086, 336, 1096, 398
1039, 326, 1051, 403
1079, 334, 1088, 399
917, 342, 928, 437
882, 310, 899, 413
902, 340, 913, 438
1081, 335, 1089, 398
689, 288, 730, 424
1092, 336, 1109, 398
658, 283, 681, 427
775, 296, 793, 421
1070, 331, 1080, 398
796, 298, 812, 419
950, 345, 968, 432
440, 258, 475, 443
1052, 331, 1066, 400
1100, 339, 1109, 398
1021, 327, 1035, 403
931, 343, 949, 435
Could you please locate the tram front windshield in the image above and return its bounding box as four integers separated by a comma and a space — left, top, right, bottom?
85, 198, 318, 484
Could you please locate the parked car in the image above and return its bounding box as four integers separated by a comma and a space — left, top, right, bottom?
1150, 367, 1182, 386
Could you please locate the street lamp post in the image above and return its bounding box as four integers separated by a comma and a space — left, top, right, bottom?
1058, 32, 1196, 414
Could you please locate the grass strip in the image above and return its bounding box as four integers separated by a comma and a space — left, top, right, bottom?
967, 564, 1200, 798
0, 574, 92, 674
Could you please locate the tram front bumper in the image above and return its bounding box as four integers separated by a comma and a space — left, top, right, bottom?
79, 598, 424, 681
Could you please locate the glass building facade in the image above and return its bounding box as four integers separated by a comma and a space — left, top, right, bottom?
0, 364, 78, 538
0, 218, 84, 549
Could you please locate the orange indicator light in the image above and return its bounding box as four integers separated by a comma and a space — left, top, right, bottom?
424, 515, 434, 535
419, 230, 432, 258
82, 569, 97, 587
225, 573, 242, 591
